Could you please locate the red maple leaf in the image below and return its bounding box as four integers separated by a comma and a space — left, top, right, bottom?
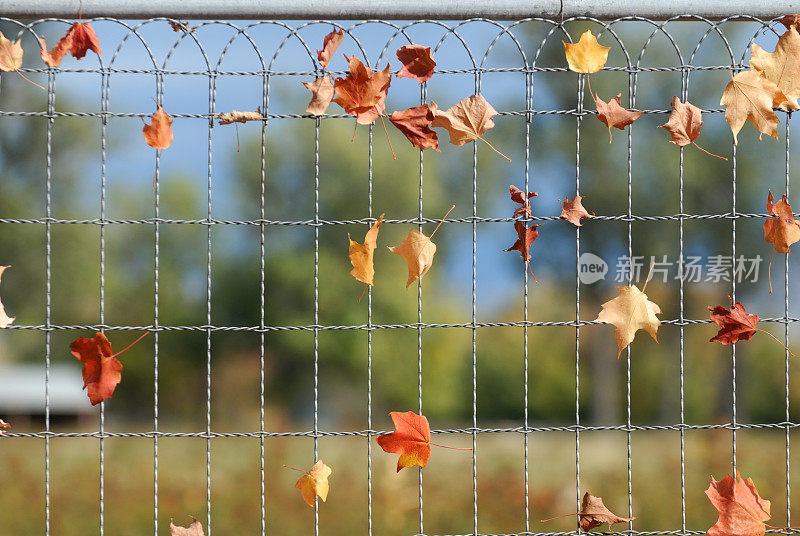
708, 295, 792, 354
317, 29, 343, 69
333, 55, 391, 125
509, 185, 537, 218
376, 410, 469, 472
763, 190, 800, 293
389, 104, 439, 151
40, 22, 101, 67
504, 220, 540, 282
395, 44, 436, 83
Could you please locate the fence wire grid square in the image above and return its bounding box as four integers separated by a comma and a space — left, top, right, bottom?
0, 12, 799, 536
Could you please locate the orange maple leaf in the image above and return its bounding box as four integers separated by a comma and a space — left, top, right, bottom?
594, 93, 643, 142
377, 411, 431, 472
705, 471, 773, 536
291, 460, 332, 507
349, 213, 385, 296
764, 190, 800, 293
40, 22, 101, 67
388, 205, 453, 288
142, 105, 174, 150
659, 96, 726, 160
429, 95, 510, 161
334, 55, 391, 125
559, 196, 593, 227
317, 29, 343, 69
395, 44, 436, 83
389, 104, 440, 151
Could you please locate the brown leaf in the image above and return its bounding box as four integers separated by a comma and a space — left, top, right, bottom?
170, 517, 205, 536
720, 69, 787, 143
0, 31, 23, 72
0, 265, 15, 329
578, 493, 635, 531
333, 55, 391, 125
317, 29, 343, 69
69, 332, 123, 406
142, 105, 174, 150
302, 76, 335, 116
40, 23, 101, 67
559, 196, 593, 226
563, 30, 611, 74
751, 26, 800, 110
706, 471, 771, 536
217, 109, 262, 125
429, 94, 496, 146
764, 190, 800, 254
781, 15, 800, 29
595, 284, 661, 357
389, 104, 440, 151
595, 93, 643, 142
396, 44, 436, 83
349, 214, 385, 287
509, 185, 537, 218
168, 21, 194, 33
504, 220, 539, 263
709, 295, 759, 345
295, 460, 332, 506
659, 96, 703, 146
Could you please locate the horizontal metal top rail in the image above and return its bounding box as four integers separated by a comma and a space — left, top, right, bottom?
3, 0, 799, 20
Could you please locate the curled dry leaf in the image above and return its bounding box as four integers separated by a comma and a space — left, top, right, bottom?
429, 95, 510, 160
764, 190, 800, 293
708, 294, 792, 354
389, 104, 440, 151
349, 213, 385, 289
217, 109, 262, 125
750, 25, 800, 111
559, 196, 593, 227
317, 29, 343, 68
376, 411, 431, 472
720, 69, 787, 143
40, 22, 101, 67
334, 55, 391, 125
303, 76, 335, 116
659, 96, 727, 160
170, 517, 205, 536
0, 265, 16, 328
509, 185, 537, 218
705, 471, 771, 536
595, 284, 661, 358
70, 332, 123, 406
594, 93, 643, 143
388, 205, 453, 288
142, 105, 174, 150
395, 44, 436, 83
168, 20, 194, 33
563, 30, 611, 74
294, 460, 332, 506
504, 221, 540, 282
542, 492, 635, 531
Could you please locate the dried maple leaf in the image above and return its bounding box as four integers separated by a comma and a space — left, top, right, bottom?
377, 411, 431, 471
509, 185, 537, 218
142, 105, 174, 150
542, 492, 635, 531
559, 196, 593, 226
763, 190, 800, 293
388, 205, 453, 288
349, 213, 385, 296
563, 30, 611, 74
705, 471, 772, 536
317, 29, 343, 69
708, 295, 792, 354
0, 31, 23, 72
40, 22, 101, 67
0, 419, 9, 434
389, 104, 439, 151
429, 95, 510, 161
303, 76, 335, 116
168, 20, 194, 33
293, 460, 332, 507
595, 283, 661, 358
720, 69, 788, 143
504, 220, 540, 282
69, 331, 149, 405
334, 55, 391, 125
0, 265, 16, 329
396, 44, 436, 83
170, 517, 204, 536
750, 26, 800, 110
659, 96, 726, 160
217, 109, 262, 125
594, 93, 643, 143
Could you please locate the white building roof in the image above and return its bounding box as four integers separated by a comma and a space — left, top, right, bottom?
0, 364, 94, 414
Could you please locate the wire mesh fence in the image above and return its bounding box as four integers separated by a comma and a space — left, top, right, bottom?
0, 9, 799, 536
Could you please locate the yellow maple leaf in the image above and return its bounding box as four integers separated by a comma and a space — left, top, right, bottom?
563, 30, 610, 74
389, 206, 453, 288
750, 25, 800, 111
720, 69, 789, 143
294, 460, 332, 507
595, 283, 661, 358
348, 213, 385, 292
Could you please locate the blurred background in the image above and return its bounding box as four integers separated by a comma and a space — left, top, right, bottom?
1, 15, 800, 536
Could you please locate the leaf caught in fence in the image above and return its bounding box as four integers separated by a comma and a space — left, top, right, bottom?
349, 213, 385, 293
708, 294, 793, 354
509, 185, 537, 218
658, 96, 726, 159
217, 109, 263, 125
504, 221, 540, 282
377, 411, 432, 472
750, 25, 800, 111
389, 104, 440, 151
142, 105, 174, 150
0, 419, 9, 434
293, 460, 332, 506
70, 332, 123, 406
563, 30, 610, 74
559, 196, 593, 227
720, 69, 787, 143
429, 94, 510, 160
396, 44, 436, 83
170, 517, 205, 536
594, 93, 643, 143
705, 471, 772, 536
541, 492, 635, 531
595, 283, 661, 357
317, 29, 343, 68
303, 76, 335, 116
389, 205, 453, 288
0, 265, 15, 329
40, 22, 101, 67
334, 55, 391, 125
763, 190, 800, 293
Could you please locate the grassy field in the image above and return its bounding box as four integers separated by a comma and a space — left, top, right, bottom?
3, 425, 800, 535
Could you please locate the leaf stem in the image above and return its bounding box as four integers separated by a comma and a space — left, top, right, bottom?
429, 442, 473, 451
541, 513, 583, 523
642, 257, 656, 292
110, 331, 151, 359
430, 204, 456, 238
378, 112, 396, 160
477, 135, 511, 162
691, 141, 727, 160
357, 285, 368, 303
754, 328, 795, 356
527, 262, 539, 284
282, 464, 309, 475
16, 70, 45, 91
768, 248, 775, 295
